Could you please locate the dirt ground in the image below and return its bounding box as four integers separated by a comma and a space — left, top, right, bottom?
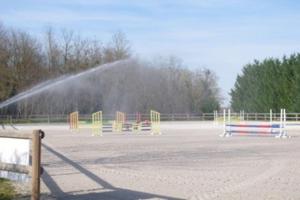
14, 122, 300, 199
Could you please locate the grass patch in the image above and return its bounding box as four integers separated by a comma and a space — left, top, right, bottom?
0, 178, 16, 200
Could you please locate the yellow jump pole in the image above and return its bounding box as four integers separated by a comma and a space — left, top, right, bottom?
116, 111, 120, 132
150, 110, 161, 135
69, 111, 79, 131
70, 112, 74, 129
132, 112, 140, 133
121, 112, 125, 131
115, 111, 125, 132
92, 111, 102, 136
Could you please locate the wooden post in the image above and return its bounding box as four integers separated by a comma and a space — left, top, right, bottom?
31, 130, 42, 200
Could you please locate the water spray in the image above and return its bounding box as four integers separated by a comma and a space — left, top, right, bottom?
0, 59, 130, 109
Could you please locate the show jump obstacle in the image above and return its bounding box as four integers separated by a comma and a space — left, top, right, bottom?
150, 110, 161, 135
221, 109, 288, 138
115, 111, 126, 132
92, 111, 102, 136
69, 111, 79, 130
69, 110, 161, 135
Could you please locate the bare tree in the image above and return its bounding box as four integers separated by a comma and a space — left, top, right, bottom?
0, 23, 221, 116
61, 29, 74, 72
45, 27, 61, 76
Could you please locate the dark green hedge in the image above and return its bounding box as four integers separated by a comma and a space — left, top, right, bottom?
231, 53, 300, 112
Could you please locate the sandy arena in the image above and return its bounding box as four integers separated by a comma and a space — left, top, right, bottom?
14, 121, 300, 199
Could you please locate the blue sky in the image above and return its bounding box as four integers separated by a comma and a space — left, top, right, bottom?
1, 0, 300, 104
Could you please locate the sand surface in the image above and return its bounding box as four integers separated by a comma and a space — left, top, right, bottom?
9, 122, 300, 199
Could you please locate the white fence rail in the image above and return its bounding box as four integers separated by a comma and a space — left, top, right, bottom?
1, 112, 300, 124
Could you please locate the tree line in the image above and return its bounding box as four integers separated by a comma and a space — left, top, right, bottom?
230, 53, 300, 112
0, 22, 221, 116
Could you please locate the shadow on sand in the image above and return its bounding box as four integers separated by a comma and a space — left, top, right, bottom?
42, 143, 183, 200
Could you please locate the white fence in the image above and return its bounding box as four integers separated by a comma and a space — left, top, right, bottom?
1, 112, 300, 123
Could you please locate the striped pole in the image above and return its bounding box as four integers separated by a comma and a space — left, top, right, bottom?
280, 109, 283, 136
223, 109, 226, 136
270, 109, 272, 124
283, 109, 286, 137
284, 109, 286, 127
214, 110, 218, 124
213, 110, 216, 124
228, 109, 231, 136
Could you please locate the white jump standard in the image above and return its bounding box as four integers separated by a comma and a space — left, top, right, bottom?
221, 109, 288, 138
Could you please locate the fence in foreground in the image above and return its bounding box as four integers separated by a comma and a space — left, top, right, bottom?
0, 130, 44, 200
